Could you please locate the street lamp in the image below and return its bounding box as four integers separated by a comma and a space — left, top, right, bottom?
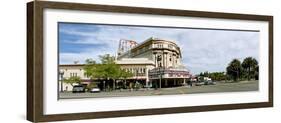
59, 70, 64, 92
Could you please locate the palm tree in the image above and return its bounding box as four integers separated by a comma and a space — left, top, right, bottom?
226, 59, 242, 81
242, 57, 258, 81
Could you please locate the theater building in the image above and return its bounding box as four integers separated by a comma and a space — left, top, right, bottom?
117, 37, 191, 88
59, 37, 191, 91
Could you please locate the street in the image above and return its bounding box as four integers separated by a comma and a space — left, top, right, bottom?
59, 80, 258, 99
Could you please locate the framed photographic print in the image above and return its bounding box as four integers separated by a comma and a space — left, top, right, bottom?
27, 0, 273, 122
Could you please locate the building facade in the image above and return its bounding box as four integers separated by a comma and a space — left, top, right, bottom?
59, 64, 91, 91
59, 37, 191, 91
117, 37, 191, 88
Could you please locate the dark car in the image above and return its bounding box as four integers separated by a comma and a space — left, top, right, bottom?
72, 85, 86, 93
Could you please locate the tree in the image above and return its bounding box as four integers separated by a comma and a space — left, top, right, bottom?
84, 58, 98, 79
242, 57, 258, 81
209, 72, 225, 81
254, 65, 259, 80
226, 59, 242, 81
199, 72, 204, 76
86, 82, 98, 90
203, 71, 209, 77
118, 69, 133, 89
63, 76, 81, 87
118, 69, 132, 80
84, 54, 133, 90
99, 54, 115, 64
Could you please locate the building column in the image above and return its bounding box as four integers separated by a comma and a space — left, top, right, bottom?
165, 79, 168, 87
172, 54, 175, 66
164, 52, 168, 68
183, 78, 186, 85
153, 52, 157, 67
162, 51, 165, 68
145, 67, 149, 87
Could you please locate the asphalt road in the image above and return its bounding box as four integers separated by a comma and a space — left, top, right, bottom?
59, 80, 258, 99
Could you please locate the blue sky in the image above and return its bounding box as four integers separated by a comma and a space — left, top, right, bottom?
59, 22, 259, 74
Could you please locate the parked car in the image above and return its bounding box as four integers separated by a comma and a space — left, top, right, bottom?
195, 81, 204, 86
72, 85, 86, 93
204, 80, 216, 85
90, 88, 101, 93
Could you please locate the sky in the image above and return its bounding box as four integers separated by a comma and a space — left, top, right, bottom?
59, 22, 259, 74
